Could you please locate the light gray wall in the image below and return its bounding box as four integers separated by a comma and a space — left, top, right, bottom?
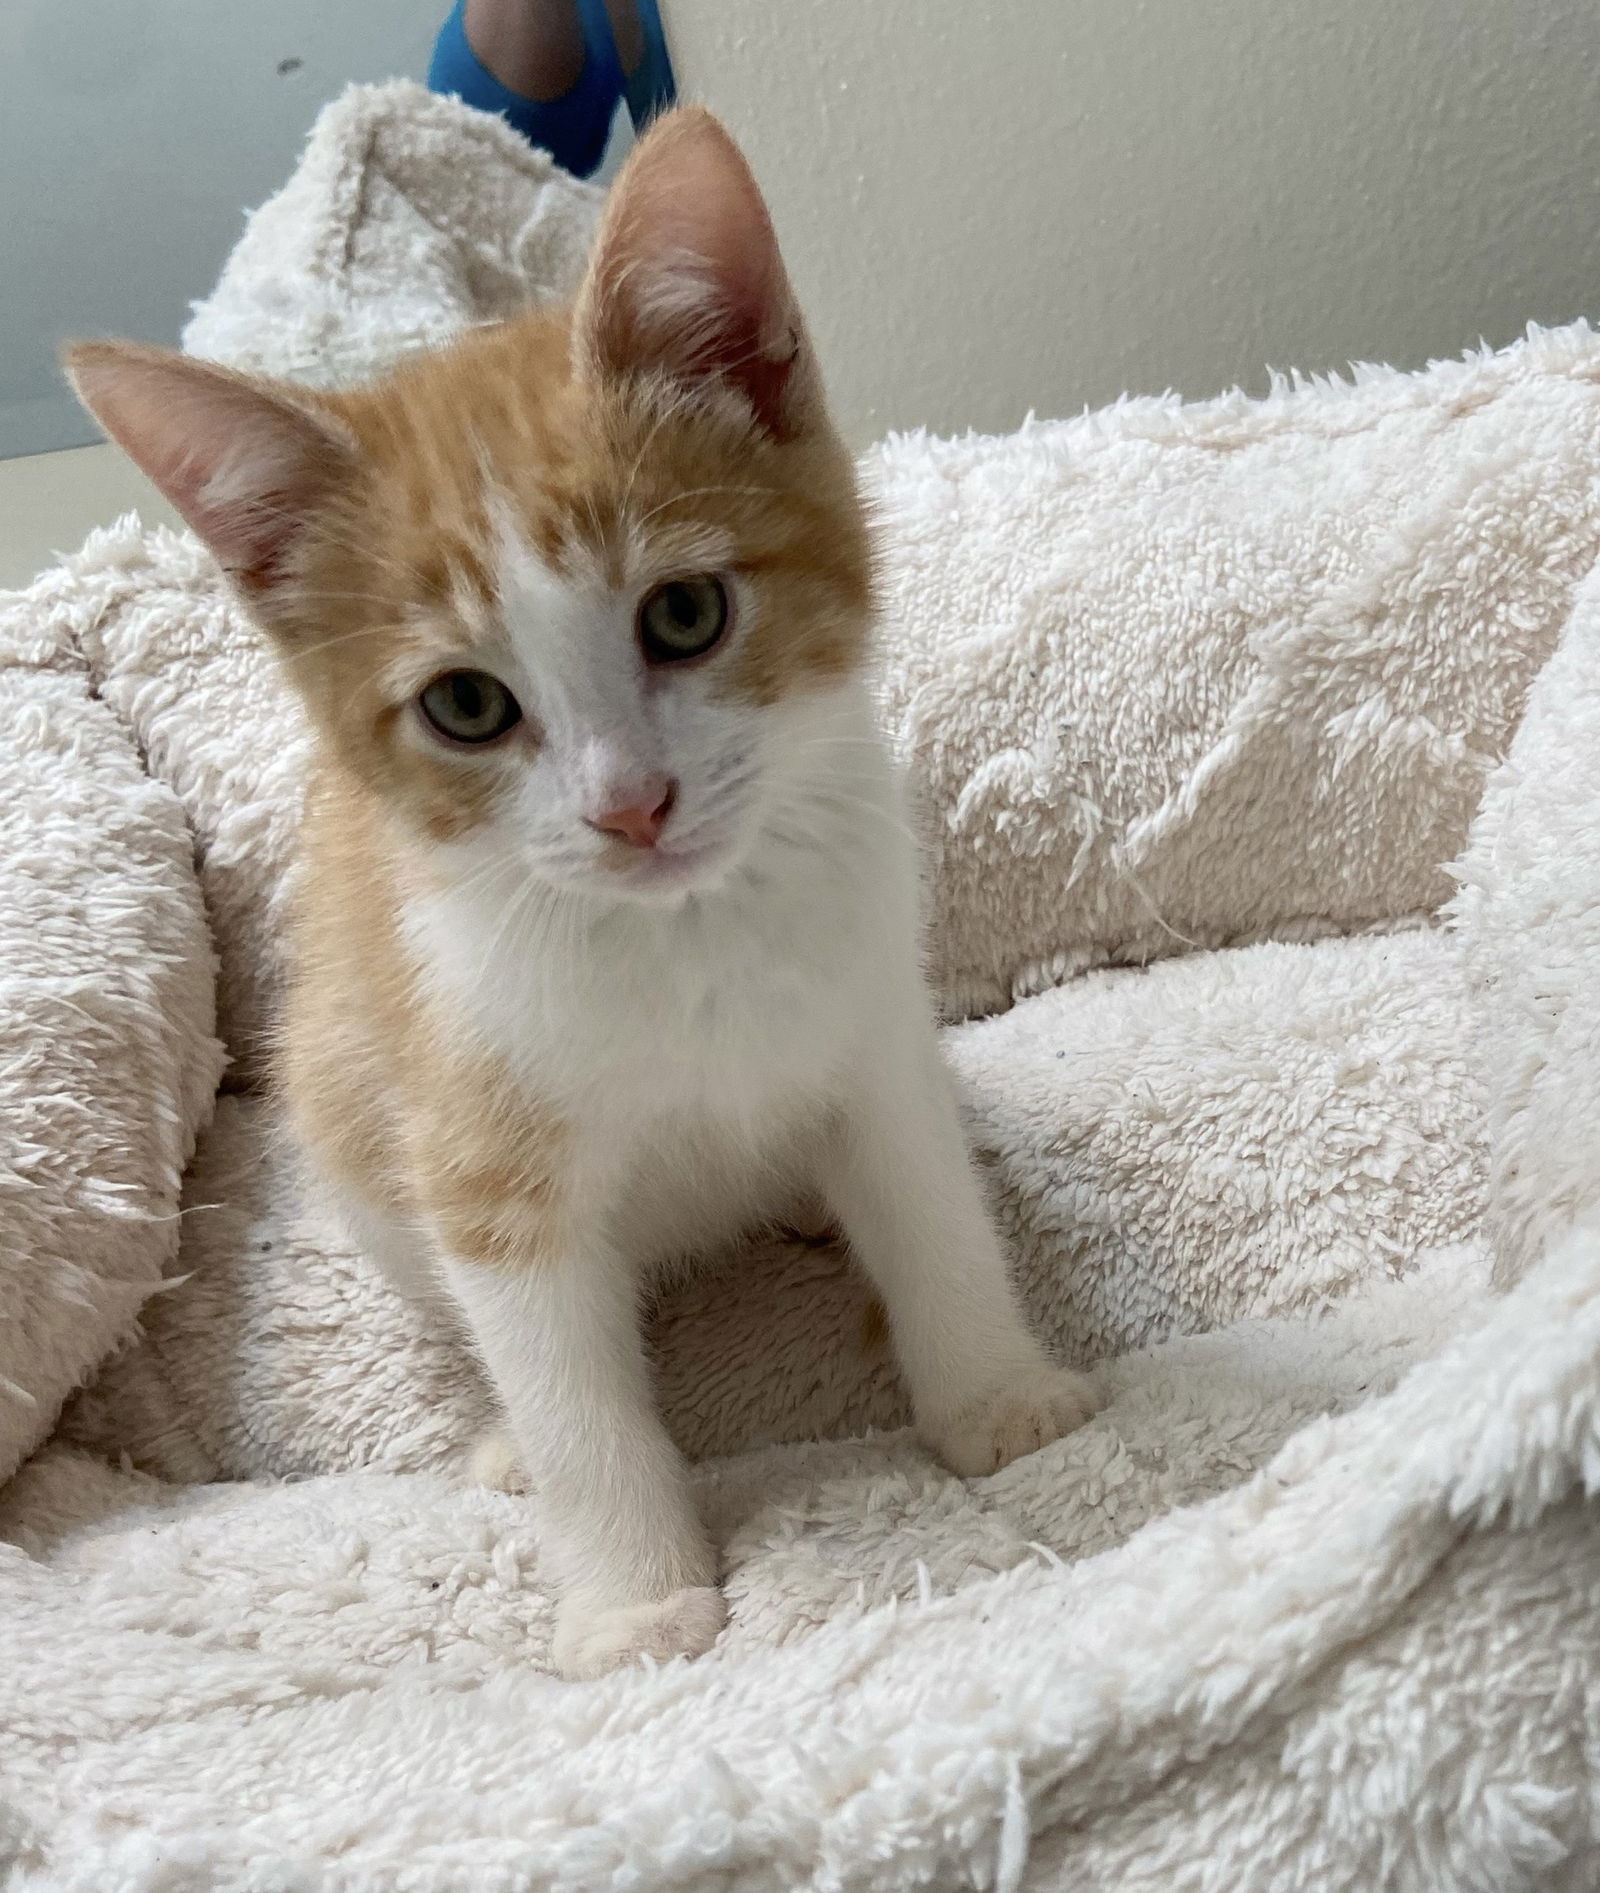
0, 0, 443, 457
15, 4, 1600, 458
666, 0, 1600, 445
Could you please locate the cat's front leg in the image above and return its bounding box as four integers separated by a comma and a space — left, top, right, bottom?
824, 1019, 1100, 1477
440, 1243, 723, 1680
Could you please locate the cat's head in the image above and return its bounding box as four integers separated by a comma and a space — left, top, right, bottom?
67, 108, 872, 903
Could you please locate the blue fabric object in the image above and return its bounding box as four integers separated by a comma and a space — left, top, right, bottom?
427, 0, 677, 180
620, 0, 676, 130
428, 0, 618, 179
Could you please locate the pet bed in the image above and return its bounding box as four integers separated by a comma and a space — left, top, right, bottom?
2, 83, 1599, 1890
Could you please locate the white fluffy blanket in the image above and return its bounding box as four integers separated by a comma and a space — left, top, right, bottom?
3, 84, 1600, 1889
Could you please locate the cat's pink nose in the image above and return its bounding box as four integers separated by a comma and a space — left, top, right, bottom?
585, 777, 678, 849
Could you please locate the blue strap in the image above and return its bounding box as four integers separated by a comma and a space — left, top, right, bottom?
619, 0, 677, 130
427, 0, 624, 179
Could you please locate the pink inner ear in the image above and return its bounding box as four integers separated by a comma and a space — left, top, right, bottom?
66, 344, 351, 593
668, 280, 800, 439
576, 110, 805, 439
177, 428, 341, 592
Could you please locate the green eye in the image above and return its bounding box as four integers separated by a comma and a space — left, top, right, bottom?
637, 575, 730, 665
418, 670, 522, 744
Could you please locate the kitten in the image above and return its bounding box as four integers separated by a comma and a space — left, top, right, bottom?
68, 108, 1098, 1680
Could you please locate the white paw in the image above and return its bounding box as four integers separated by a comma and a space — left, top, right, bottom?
467, 1426, 530, 1494
553, 1587, 728, 1681
924, 1365, 1100, 1477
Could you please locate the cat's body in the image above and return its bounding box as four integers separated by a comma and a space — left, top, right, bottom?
69, 108, 1098, 1680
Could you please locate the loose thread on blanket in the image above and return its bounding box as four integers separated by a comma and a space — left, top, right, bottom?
1115, 862, 1206, 952
995, 1757, 1031, 1893
132, 1201, 227, 1225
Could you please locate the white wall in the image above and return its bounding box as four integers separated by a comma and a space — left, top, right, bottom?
12, 3, 1597, 458
665, 1, 1600, 445
0, 0, 444, 457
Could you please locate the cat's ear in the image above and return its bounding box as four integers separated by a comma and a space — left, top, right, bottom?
64, 341, 356, 602
571, 107, 820, 440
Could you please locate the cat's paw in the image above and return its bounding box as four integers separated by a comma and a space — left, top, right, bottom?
554, 1587, 728, 1681
924, 1366, 1100, 1478
466, 1426, 530, 1494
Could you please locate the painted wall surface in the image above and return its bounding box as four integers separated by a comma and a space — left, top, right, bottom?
665, 1, 1600, 444
0, 1, 442, 457
11, 4, 1600, 457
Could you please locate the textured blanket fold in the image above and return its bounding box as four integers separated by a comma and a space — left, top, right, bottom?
3, 82, 1599, 1891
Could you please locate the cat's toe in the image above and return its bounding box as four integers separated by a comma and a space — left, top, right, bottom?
466, 1426, 531, 1493
925, 1366, 1100, 1478
554, 1587, 727, 1681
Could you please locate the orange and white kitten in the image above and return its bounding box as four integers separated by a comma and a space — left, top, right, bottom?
69, 109, 1097, 1680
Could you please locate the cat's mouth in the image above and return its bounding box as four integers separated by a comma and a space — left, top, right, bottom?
598, 831, 734, 898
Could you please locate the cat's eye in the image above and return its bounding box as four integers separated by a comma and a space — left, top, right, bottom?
418, 670, 523, 745
637, 574, 730, 665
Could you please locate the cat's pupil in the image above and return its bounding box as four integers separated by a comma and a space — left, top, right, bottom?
664, 584, 697, 628
453, 675, 485, 718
